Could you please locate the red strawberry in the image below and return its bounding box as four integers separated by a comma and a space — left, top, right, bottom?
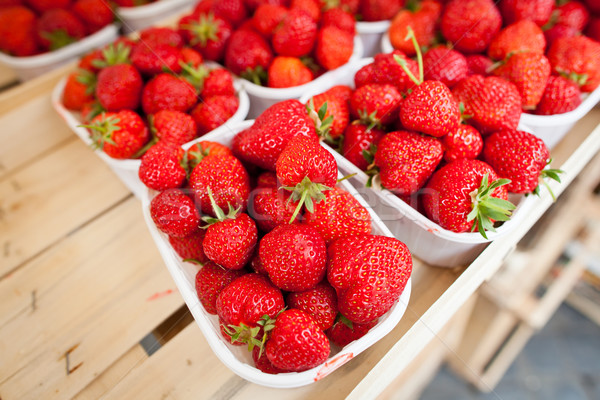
138, 143, 187, 191
36, 8, 85, 51
306, 90, 350, 140
354, 63, 377, 88
252, 4, 287, 38
341, 122, 385, 171
423, 159, 514, 237
585, 16, 600, 43
321, 7, 355, 36
178, 12, 232, 62
547, 36, 600, 93
286, 281, 338, 331
71, 0, 114, 34
252, 345, 288, 374
371, 51, 420, 94
482, 129, 561, 195
259, 223, 327, 291
442, 124, 483, 163
150, 189, 200, 238
181, 46, 204, 67
0, 6, 39, 56
195, 261, 246, 315
535, 75, 582, 115
265, 309, 330, 372
423, 47, 468, 89
543, 24, 579, 50
189, 154, 251, 216
372, 130, 443, 196
325, 85, 353, 104
190, 95, 239, 135
500, 0, 554, 26
139, 26, 184, 48
465, 55, 493, 77
350, 83, 402, 127
141, 73, 198, 115
452, 75, 522, 135
151, 110, 197, 146
315, 26, 354, 71
326, 316, 379, 347
168, 230, 208, 263
255, 171, 278, 188
249, 187, 300, 232
359, 0, 403, 21
186, 141, 233, 170
26, 0, 72, 13
440, 0, 502, 54
327, 234, 412, 323
225, 28, 273, 85
131, 42, 183, 76
201, 68, 235, 98
210, 0, 247, 27
547, 1, 589, 32
96, 64, 143, 111
86, 110, 149, 159
267, 56, 314, 88
388, 0, 442, 57
62, 69, 96, 111
303, 186, 372, 243
290, 0, 320, 21
583, 0, 600, 14
488, 20, 545, 62
272, 8, 317, 57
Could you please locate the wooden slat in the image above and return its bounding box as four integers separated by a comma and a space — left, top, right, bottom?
0, 197, 184, 400
0, 63, 18, 91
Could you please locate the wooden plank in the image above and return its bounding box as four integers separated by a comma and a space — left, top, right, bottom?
0, 197, 184, 400
0, 63, 18, 91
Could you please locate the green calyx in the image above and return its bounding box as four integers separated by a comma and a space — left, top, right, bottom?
241, 65, 268, 86
557, 68, 589, 87
75, 68, 97, 96
282, 175, 333, 223
79, 113, 120, 151
180, 61, 209, 90
42, 29, 77, 51
222, 314, 277, 358
337, 313, 354, 330
393, 26, 424, 86
467, 173, 516, 239
93, 42, 131, 69
357, 109, 382, 131
306, 99, 334, 141
533, 160, 563, 202
202, 187, 240, 226
183, 13, 220, 48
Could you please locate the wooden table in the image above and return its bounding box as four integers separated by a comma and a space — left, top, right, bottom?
1, 62, 599, 400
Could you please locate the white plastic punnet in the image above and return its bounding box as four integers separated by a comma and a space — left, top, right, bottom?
116, 0, 193, 33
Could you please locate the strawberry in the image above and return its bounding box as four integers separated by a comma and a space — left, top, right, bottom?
543, 24, 578, 50
86, 110, 149, 159
482, 129, 561, 196
190, 95, 239, 135
92, 40, 133, 69
26, 0, 72, 13
0, 6, 39, 57
255, 171, 278, 188
210, 0, 247, 27
71, 0, 114, 34
315, 25, 354, 71
201, 189, 258, 270
286, 281, 338, 331
131, 42, 183, 76
267, 56, 314, 88
96, 64, 143, 112
465, 55, 493, 77
306, 90, 350, 140
200, 68, 235, 98
265, 309, 330, 372
138, 143, 187, 191
252, 4, 287, 38
303, 186, 372, 243
547, 36, 600, 93
62, 69, 95, 111
252, 345, 288, 374
290, 0, 320, 21
500, 0, 554, 26
452, 75, 522, 135
232, 99, 318, 170
321, 7, 355, 36
371, 130, 443, 196
150, 189, 200, 238
168, 230, 208, 263
249, 187, 300, 232
535, 75, 582, 115
388, 0, 442, 57
36, 8, 85, 51
349, 83, 402, 127
422, 159, 514, 237
341, 122, 385, 171
189, 154, 251, 216
359, 0, 403, 21
139, 26, 184, 48
141, 73, 198, 115
326, 316, 379, 347
326, 85, 353, 104
422, 47, 468, 89
585, 16, 600, 43
547, 1, 589, 32
440, 0, 502, 54
442, 124, 483, 163
186, 141, 233, 170
259, 223, 327, 291
272, 8, 317, 57
370, 51, 420, 94
583, 0, 600, 14
327, 234, 412, 323
195, 261, 246, 315
181, 46, 204, 68
151, 110, 197, 147
487, 20, 546, 62
225, 28, 273, 85
178, 12, 233, 62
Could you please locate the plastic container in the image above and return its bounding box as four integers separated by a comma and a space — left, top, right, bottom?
140, 119, 412, 388
50, 66, 250, 199
0, 24, 119, 81
380, 29, 394, 54
241, 36, 363, 118
356, 20, 391, 57
116, 0, 194, 33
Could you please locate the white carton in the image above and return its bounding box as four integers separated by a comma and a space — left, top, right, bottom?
356, 20, 391, 57
380, 29, 394, 54
0, 24, 119, 81
116, 0, 194, 33
140, 119, 412, 388
51, 66, 250, 199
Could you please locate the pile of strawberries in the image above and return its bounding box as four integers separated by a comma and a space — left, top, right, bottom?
387, 0, 600, 116
61, 25, 240, 162
175, 0, 358, 88
147, 99, 412, 373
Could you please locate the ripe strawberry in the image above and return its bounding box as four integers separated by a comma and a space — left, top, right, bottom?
465, 55, 493, 77
265, 309, 330, 372
583, 0, 600, 14
359, 0, 403, 21
267, 56, 314, 88
252, 345, 288, 374
442, 124, 483, 163
150, 189, 200, 238
388, 0, 442, 57
326, 85, 353, 104
252, 4, 287, 38
315, 26, 354, 71
131, 42, 183, 76
370, 51, 420, 94
232, 99, 318, 170
440, 0, 502, 54
71, 0, 114, 34
186, 141, 233, 170
286, 281, 338, 331
179, 12, 233, 62
326, 316, 379, 347
272, 8, 317, 57
482, 129, 561, 195
249, 187, 300, 232
350, 84, 402, 127
96, 64, 143, 111
168, 230, 208, 263
189, 154, 251, 216
255, 170, 278, 188
210, 0, 247, 27
328, 234, 412, 323
138, 143, 187, 191
151, 110, 197, 146
452, 75, 522, 135
62, 69, 95, 111
372, 130, 443, 196
259, 223, 327, 291
291, 0, 320, 21
547, 36, 600, 92
500, 0, 554, 26
422, 47, 468, 89
201, 189, 258, 270
190, 95, 239, 135
341, 122, 385, 171
321, 7, 355, 36
0, 6, 39, 56
423, 159, 514, 237
92, 40, 134, 70
141, 73, 198, 115
225, 28, 273, 85
86, 110, 149, 159
585, 16, 600, 43
536, 75, 582, 115
181, 46, 204, 68
306, 90, 350, 140
543, 24, 578, 50
195, 261, 246, 315
303, 186, 372, 243
36, 8, 85, 51
547, 1, 589, 32
139, 26, 184, 48
201, 68, 235, 98
26, 0, 72, 13
487, 20, 545, 62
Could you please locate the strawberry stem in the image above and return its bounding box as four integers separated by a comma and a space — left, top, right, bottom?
467, 173, 516, 239
406, 26, 423, 83
202, 187, 240, 225
282, 176, 333, 223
